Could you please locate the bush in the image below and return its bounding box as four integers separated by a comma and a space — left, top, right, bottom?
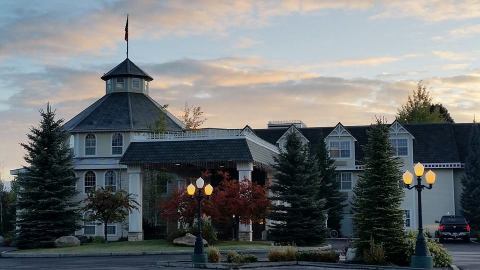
226, 251, 258, 263
268, 246, 297, 262
362, 238, 386, 265
406, 231, 452, 268
296, 250, 339, 263
92, 236, 105, 244
166, 227, 189, 243
207, 246, 220, 263
191, 218, 218, 244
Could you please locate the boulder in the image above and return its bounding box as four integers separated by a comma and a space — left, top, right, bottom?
173, 233, 208, 246
0, 235, 4, 246
54, 236, 81, 248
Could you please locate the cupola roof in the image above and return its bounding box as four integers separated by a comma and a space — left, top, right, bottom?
101, 58, 153, 81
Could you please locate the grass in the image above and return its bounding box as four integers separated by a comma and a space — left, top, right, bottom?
13, 240, 273, 254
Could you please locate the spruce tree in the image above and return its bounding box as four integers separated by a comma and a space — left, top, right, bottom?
269, 132, 325, 246
17, 105, 79, 249
315, 138, 346, 234
352, 119, 408, 265
461, 124, 480, 230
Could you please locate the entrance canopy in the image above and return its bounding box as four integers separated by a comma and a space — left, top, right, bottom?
120, 127, 279, 169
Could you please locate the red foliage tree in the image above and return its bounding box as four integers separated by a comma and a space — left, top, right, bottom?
160, 173, 270, 226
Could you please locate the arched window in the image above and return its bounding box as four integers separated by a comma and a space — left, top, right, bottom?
84, 171, 96, 193
85, 134, 96, 156
105, 170, 117, 192
111, 133, 123, 155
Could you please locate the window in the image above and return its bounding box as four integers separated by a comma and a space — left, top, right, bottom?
116, 78, 125, 89
106, 79, 112, 91
145, 81, 149, 90
84, 171, 96, 193
85, 134, 96, 156
329, 140, 350, 158
132, 78, 140, 89
69, 135, 75, 156
390, 138, 408, 156
111, 133, 123, 155
404, 210, 411, 228
84, 212, 96, 235
107, 224, 116, 235
105, 170, 117, 192
336, 172, 352, 191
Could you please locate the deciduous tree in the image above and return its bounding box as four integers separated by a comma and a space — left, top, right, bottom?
461, 124, 480, 231
181, 103, 206, 130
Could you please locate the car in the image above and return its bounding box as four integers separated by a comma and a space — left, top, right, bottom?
436, 215, 471, 243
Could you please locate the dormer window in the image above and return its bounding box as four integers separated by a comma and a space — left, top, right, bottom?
116, 78, 125, 89
132, 78, 140, 89
106, 79, 112, 91
329, 140, 350, 158
390, 138, 408, 156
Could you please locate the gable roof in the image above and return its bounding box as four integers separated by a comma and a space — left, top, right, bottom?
101, 58, 153, 81
255, 122, 477, 164
63, 92, 185, 132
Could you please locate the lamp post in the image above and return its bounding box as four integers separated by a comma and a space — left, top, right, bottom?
403, 162, 436, 269
187, 177, 213, 268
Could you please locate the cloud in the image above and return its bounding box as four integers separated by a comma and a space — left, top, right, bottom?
432, 50, 469, 61
233, 37, 262, 49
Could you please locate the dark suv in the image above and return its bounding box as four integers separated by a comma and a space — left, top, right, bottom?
436, 215, 471, 243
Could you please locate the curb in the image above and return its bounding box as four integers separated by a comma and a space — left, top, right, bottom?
0, 245, 331, 258
450, 264, 460, 270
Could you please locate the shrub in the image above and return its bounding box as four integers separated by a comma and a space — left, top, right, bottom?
296, 250, 339, 263
268, 246, 297, 262
226, 251, 258, 263
406, 231, 452, 268
166, 227, 189, 243
362, 238, 386, 265
191, 218, 218, 244
207, 246, 220, 263
92, 236, 106, 243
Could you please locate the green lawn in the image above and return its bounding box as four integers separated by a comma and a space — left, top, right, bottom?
13, 240, 273, 254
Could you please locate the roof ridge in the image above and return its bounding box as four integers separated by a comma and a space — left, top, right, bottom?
63, 94, 110, 131
127, 92, 134, 130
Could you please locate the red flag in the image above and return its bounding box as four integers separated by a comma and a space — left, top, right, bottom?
124, 15, 128, 41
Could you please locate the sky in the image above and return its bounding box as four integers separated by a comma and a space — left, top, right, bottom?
2, 0, 480, 180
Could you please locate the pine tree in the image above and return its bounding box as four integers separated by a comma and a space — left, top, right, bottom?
352, 119, 408, 265
461, 124, 480, 230
16, 105, 80, 249
268, 132, 325, 246
315, 138, 346, 234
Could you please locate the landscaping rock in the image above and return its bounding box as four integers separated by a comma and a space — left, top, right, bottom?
0, 235, 4, 246
173, 233, 207, 246
54, 236, 81, 248
345, 247, 357, 261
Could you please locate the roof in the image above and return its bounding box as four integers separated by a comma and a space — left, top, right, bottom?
101, 58, 153, 81
120, 138, 277, 166
254, 123, 478, 164
63, 92, 185, 132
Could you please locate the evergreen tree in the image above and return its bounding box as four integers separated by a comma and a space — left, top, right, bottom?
315, 138, 346, 234
461, 124, 480, 230
16, 105, 79, 249
352, 119, 408, 265
268, 132, 325, 245
397, 81, 452, 124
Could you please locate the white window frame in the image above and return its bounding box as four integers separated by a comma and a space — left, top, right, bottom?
84, 212, 96, 235
404, 209, 411, 228
329, 140, 351, 158
85, 134, 96, 156
132, 78, 140, 89
104, 170, 117, 192
116, 78, 125, 89
106, 79, 112, 91
111, 133, 123, 155
106, 223, 117, 235
337, 172, 352, 191
84, 171, 96, 194
390, 138, 408, 157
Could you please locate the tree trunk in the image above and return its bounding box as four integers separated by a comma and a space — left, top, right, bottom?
104, 222, 108, 243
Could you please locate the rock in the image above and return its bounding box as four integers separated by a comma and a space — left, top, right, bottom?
173, 233, 208, 246
0, 235, 4, 246
346, 247, 357, 261
54, 236, 81, 248
75, 235, 91, 244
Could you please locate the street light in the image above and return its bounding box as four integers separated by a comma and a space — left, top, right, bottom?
187, 177, 213, 268
403, 162, 436, 269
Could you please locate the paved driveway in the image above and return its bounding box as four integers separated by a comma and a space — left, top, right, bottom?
443, 241, 480, 270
